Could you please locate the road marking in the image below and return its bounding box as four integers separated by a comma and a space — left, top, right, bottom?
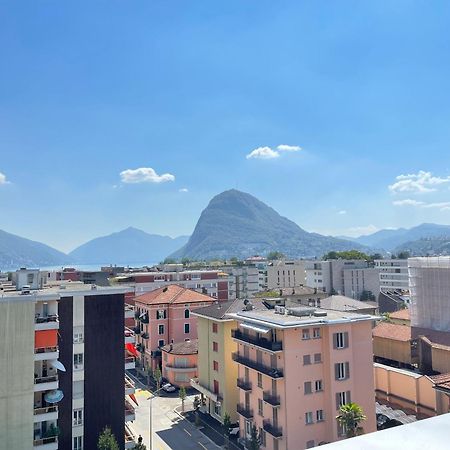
198, 442, 208, 450
184, 428, 192, 436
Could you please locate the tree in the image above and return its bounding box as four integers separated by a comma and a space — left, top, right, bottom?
267, 251, 285, 261
323, 250, 370, 261
193, 395, 201, 426
223, 412, 232, 449
133, 443, 147, 450
97, 427, 120, 450
179, 386, 187, 413
336, 402, 367, 438
369, 253, 383, 262
153, 366, 162, 392
397, 251, 410, 260
163, 257, 177, 264
248, 424, 261, 450
360, 290, 375, 302
181, 257, 192, 265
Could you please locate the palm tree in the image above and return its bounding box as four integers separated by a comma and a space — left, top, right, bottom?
336, 402, 366, 438
179, 386, 187, 413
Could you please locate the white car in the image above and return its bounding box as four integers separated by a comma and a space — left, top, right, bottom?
162, 383, 176, 393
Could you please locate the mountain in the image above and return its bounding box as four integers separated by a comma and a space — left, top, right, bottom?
351, 223, 450, 251
0, 229, 69, 270
170, 189, 369, 260
395, 237, 450, 256
69, 227, 189, 264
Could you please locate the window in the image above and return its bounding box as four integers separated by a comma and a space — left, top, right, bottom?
73, 332, 83, 343
257, 373, 263, 388
258, 398, 264, 416
313, 327, 321, 339
73, 408, 83, 426
213, 360, 219, 371
302, 329, 310, 340
157, 310, 167, 319
316, 409, 324, 422
337, 422, 347, 437
304, 381, 312, 394
214, 400, 222, 416
184, 323, 190, 334
315, 380, 323, 392
260, 428, 266, 446
336, 391, 351, 409
73, 353, 83, 370
305, 411, 314, 425
73, 436, 83, 450
158, 324, 164, 335
212, 323, 218, 333
158, 339, 164, 347
303, 354, 311, 365
175, 373, 189, 382
184, 309, 190, 319
333, 332, 349, 349
213, 341, 218, 352
73, 381, 84, 400
213, 380, 219, 394
335, 362, 350, 380
245, 420, 252, 437
273, 439, 279, 450
314, 353, 322, 364
306, 440, 315, 449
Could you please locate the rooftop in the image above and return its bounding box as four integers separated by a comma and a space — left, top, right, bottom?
320, 295, 378, 312
390, 309, 410, 321
192, 298, 268, 320
372, 322, 412, 342
161, 339, 198, 355
134, 284, 215, 306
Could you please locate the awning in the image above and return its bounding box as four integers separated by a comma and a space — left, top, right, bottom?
50, 360, 66, 372
126, 343, 139, 358
129, 393, 139, 406
45, 389, 64, 404
240, 322, 271, 334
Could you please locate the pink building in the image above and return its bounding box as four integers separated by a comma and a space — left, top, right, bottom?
228, 305, 376, 449
134, 285, 214, 370
161, 339, 198, 388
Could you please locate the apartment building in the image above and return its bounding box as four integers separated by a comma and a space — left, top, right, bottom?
375, 259, 409, 292
267, 260, 307, 290
0, 283, 135, 450
228, 305, 376, 449
134, 285, 214, 371
228, 266, 261, 299
114, 269, 235, 301
342, 267, 380, 300
161, 340, 198, 388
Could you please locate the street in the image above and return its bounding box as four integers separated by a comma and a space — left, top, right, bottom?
127, 373, 220, 450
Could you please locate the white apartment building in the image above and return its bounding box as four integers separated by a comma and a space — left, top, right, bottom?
343, 268, 380, 300
267, 260, 307, 290
375, 259, 409, 292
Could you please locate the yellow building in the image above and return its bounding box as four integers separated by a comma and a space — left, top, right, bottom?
191, 300, 241, 424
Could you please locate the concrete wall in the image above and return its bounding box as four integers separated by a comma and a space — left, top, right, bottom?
0, 298, 35, 450
373, 336, 413, 365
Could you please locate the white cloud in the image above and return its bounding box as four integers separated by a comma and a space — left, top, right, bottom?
179, 188, 189, 193
338, 210, 347, 215
120, 167, 175, 184
345, 224, 380, 237
276, 144, 302, 152
392, 199, 450, 211
0, 172, 9, 185
389, 171, 450, 194
246, 146, 280, 160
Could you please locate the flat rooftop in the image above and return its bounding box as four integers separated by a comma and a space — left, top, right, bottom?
228, 305, 375, 329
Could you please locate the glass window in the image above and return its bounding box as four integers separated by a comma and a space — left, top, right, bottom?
302, 329, 310, 340
213, 342, 218, 352
316, 410, 324, 422
313, 327, 321, 339
73, 409, 83, 426
73, 332, 83, 343
158, 339, 165, 347
315, 380, 323, 392
258, 398, 264, 416
73, 353, 83, 370
335, 362, 349, 380
314, 353, 322, 364
184, 323, 190, 334
184, 309, 190, 319
304, 381, 312, 394
158, 324, 164, 335
212, 323, 218, 333
303, 354, 311, 365
73, 436, 83, 450
305, 411, 314, 424
157, 310, 166, 319
260, 428, 266, 446
257, 373, 263, 388
334, 332, 349, 349
213, 360, 219, 371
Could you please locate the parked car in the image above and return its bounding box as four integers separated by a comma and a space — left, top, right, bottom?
162, 383, 176, 393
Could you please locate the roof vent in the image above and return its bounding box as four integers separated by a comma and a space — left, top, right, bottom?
163, 287, 168, 292
313, 310, 327, 317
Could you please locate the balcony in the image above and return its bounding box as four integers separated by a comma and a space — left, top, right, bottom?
33, 436, 58, 449
139, 313, 149, 324
165, 363, 197, 372
35, 315, 59, 331
232, 353, 284, 379
190, 377, 222, 403
263, 419, 283, 438
34, 375, 58, 392
237, 403, 254, 419
125, 375, 135, 395
232, 329, 283, 352
125, 356, 136, 370
125, 424, 136, 449
134, 326, 141, 335
125, 305, 134, 320
34, 347, 59, 362
125, 400, 136, 422
141, 332, 149, 340
237, 378, 252, 391
263, 391, 281, 407
33, 405, 58, 423
125, 327, 135, 344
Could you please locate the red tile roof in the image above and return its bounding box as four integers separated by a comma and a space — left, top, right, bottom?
161, 339, 198, 355
390, 309, 410, 321
372, 322, 412, 342
134, 284, 215, 306
429, 373, 450, 391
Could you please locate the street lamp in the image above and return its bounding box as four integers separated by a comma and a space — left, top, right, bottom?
147, 383, 164, 450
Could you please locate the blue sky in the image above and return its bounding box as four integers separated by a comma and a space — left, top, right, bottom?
2, 1, 450, 253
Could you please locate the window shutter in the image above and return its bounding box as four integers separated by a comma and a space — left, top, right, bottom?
333, 333, 337, 349
334, 363, 339, 380
344, 332, 349, 348
346, 390, 351, 404
345, 362, 350, 379
336, 393, 340, 410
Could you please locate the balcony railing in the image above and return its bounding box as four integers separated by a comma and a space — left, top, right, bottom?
35, 346, 58, 355
35, 315, 59, 324
125, 375, 135, 391
165, 363, 197, 370
140, 313, 149, 324
232, 329, 283, 352
34, 405, 58, 415
134, 326, 141, 335
232, 353, 284, 379
263, 419, 283, 438
34, 375, 58, 385
141, 332, 149, 340
33, 436, 58, 446
237, 378, 252, 391
237, 403, 254, 419
125, 356, 135, 366
263, 391, 281, 406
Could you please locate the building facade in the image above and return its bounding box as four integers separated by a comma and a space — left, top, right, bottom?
375, 259, 409, 293
267, 260, 307, 290
161, 340, 198, 388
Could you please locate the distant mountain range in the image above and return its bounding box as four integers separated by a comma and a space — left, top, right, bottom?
69, 227, 189, 264
343, 223, 450, 252
0, 229, 68, 270
394, 237, 450, 256
170, 189, 369, 260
